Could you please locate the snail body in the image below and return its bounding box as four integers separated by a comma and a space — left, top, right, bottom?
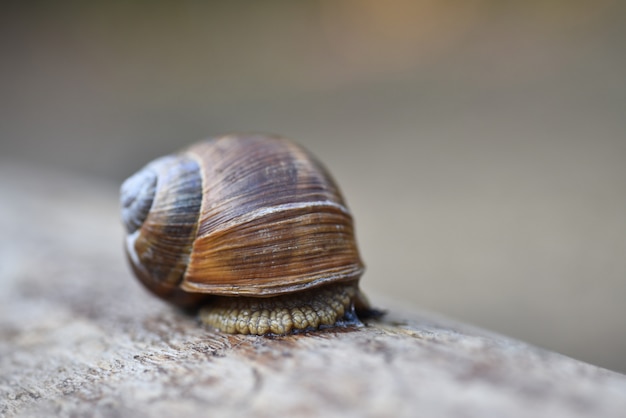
121, 134, 368, 335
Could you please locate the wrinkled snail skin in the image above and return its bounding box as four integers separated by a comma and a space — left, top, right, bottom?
121, 134, 369, 335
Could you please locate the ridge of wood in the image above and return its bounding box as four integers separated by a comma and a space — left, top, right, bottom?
1, 163, 625, 418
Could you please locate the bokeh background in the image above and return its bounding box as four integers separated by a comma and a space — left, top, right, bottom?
1, 1, 625, 372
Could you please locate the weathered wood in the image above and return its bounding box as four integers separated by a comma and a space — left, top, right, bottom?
1, 162, 625, 418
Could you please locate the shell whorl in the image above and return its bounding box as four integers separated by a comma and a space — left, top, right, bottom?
121, 159, 159, 234
180, 135, 364, 297
122, 155, 207, 308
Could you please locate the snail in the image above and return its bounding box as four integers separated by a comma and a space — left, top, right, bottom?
120, 133, 371, 335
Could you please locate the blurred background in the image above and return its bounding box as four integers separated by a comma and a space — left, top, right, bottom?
1, 1, 625, 372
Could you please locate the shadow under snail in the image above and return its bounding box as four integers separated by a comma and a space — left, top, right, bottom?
120, 133, 372, 335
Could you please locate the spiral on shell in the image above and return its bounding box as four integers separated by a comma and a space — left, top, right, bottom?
121, 134, 368, 334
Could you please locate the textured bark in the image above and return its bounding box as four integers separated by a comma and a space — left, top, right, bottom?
1, 163, 625, 418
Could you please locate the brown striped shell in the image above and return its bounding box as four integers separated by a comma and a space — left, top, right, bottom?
121, 134, 365, 309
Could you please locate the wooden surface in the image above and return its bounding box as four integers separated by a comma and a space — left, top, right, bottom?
1, 163, 626, 418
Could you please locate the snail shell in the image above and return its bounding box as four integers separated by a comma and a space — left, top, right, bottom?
121, 134, 368, 334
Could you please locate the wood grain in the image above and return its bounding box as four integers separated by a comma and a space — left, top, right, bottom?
1, 162, 625, 418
